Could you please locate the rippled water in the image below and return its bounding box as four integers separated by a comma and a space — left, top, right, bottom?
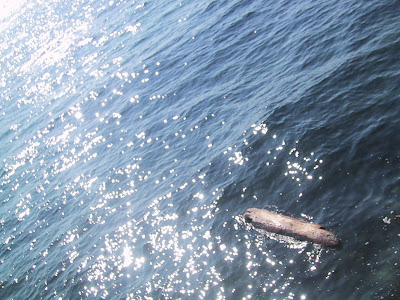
1, 0, 400, 299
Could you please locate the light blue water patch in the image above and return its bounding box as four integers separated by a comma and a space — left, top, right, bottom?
1, 0, 400, 299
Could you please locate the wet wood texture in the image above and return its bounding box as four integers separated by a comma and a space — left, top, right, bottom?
244, 208, 341, 248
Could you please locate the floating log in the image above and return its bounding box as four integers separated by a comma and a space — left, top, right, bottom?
243, 208, 341, 248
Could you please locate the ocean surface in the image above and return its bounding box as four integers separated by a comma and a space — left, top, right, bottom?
1, 0, 400, 299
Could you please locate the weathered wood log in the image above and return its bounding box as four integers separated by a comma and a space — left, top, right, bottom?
243, 208, 341, 248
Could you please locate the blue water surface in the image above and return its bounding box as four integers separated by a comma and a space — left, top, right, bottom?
1, 0, 400, 299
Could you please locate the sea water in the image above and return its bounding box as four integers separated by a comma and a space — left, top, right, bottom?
1, 0, 400, 298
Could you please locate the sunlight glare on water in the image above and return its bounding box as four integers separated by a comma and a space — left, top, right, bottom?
1, 0, 400, 298
0, 0, 26, 21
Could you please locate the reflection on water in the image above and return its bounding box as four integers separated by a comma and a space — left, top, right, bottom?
1, 0, 400, 299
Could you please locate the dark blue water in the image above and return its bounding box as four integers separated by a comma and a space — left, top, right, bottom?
1, 0, 400, 298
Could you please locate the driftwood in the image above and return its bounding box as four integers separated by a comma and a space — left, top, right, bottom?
243, 208, 341, 248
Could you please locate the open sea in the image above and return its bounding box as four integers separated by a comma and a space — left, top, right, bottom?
1, 0, 400, 299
